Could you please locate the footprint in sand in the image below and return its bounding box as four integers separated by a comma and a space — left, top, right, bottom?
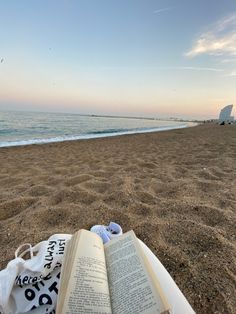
0, 197, 37, 220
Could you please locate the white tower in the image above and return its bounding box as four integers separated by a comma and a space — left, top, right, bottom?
219, 104, 234, 122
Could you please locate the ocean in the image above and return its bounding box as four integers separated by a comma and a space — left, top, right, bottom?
0, 111, 193, 148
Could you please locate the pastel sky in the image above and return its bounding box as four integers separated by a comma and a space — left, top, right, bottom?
0, 0, 236, 119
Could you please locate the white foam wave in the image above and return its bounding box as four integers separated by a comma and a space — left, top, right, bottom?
0, 124, 188, 148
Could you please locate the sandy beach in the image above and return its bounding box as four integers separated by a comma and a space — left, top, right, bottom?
0, 124, 235, 313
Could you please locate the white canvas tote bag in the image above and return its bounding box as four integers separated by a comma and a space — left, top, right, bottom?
0, 234, 71, 314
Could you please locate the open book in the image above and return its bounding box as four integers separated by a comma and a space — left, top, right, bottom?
56, 230, 171, 314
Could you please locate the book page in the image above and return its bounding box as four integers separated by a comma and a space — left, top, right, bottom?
57, 229, 112, 314
105, 231, 170, 314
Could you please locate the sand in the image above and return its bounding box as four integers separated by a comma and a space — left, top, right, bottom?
0, 124, 236, 313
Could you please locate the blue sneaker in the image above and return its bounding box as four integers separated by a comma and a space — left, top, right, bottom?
90, 222, 123, 244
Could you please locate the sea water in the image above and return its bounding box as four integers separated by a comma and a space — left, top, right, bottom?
0, 111, 192, 148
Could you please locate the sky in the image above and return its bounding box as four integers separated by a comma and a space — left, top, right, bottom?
0, 0, 236, 119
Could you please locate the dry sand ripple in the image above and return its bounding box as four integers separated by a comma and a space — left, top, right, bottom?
0, 124, 236, 313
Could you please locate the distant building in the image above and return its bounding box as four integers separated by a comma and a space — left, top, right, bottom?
219, 104, 234, 123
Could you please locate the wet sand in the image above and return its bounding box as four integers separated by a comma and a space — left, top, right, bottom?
0, 124, 236, 313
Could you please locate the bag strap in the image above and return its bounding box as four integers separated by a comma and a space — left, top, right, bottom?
15, 243, 33, 259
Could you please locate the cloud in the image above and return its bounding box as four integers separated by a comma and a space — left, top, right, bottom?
221, 58, 236, 63
166, 66, 223, 72
186, 13, 236, 58
154, 7, 173, 14
92, 65, 223, 72
226, 70, 236, 76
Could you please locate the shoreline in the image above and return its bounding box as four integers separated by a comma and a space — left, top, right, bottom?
0, 122, 194, 149
0, 124, 235, 313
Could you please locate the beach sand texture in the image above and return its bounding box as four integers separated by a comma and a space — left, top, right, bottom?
0, 124, 236, 313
